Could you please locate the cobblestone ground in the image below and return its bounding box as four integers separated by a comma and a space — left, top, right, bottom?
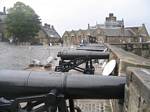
75, 100, 111, 112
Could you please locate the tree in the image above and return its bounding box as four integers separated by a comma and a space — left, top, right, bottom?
5, 2, 41, 43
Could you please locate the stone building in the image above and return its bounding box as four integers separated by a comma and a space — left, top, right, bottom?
62, 13, 149, 45
0, 7, 6, 41
34, 24, 61, 45
0, 7, 61, 45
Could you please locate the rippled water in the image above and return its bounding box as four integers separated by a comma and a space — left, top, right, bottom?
0, 42, 66, 70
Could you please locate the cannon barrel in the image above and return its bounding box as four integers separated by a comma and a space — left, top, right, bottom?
57, 50, 109, 60
76, 44, 106, 51
76, 47, 106, 51
0, 70, 125, 99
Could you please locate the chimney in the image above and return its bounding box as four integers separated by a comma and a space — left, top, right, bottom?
109, 13, 113, 17
3, 7, 6, 14
88, 24, 90, 29
48, 24, 50, 28
51, 25, 55, 30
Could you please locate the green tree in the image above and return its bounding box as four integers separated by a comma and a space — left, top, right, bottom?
5, 2, 41, 43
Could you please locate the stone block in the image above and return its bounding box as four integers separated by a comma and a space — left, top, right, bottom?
125, 67, 150, 112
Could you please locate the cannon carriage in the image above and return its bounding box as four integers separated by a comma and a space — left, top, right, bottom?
55, 50, 109, 74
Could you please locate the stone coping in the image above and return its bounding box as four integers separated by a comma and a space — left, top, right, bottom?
127, 67, 150, 103
106, 44, 150, 74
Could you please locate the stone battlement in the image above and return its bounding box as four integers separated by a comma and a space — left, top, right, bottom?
107, 44, 150, 112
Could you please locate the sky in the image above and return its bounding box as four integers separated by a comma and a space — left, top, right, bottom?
0, 0, 150, 36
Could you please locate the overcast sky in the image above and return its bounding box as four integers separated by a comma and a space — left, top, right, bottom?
0, 0, 150, 36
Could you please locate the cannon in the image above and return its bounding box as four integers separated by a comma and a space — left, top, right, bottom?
0, 70, 125, 112
76, 46, 106, 51
55, 50, 109, 74
76, 44, 107, 51
57, 50, 109, 60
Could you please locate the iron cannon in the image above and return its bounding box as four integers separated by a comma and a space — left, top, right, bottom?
0, 70, 125, 99
0, 70, 125, 112
57, 50, 109, 60
55, 50, 109, 74
76, 44, 107, 51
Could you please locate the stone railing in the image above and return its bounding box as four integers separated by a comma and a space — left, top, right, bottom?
106, 44, 150, 112
110, 42, 150, 58
124, 67, 150, 112
107, 44, 150, 75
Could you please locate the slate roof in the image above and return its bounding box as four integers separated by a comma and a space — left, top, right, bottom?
102, 28, 133, 37
42, 26, 61, 39
63, 13, 149, 38
63, 26, 140, 38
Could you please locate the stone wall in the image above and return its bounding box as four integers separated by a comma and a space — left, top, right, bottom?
107, 44, 150, 112
106, 36, 133, 44
107, 44, 150, 75
110, 43, 150, 58
125, 67, 150, 112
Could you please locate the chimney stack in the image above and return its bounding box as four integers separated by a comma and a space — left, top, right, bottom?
88, 24, 90, 29
3, 7, 6, 14
51, 25, 55, 30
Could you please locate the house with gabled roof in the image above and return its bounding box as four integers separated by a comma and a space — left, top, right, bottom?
62, 13, 150, 45
34, 23, 61, 45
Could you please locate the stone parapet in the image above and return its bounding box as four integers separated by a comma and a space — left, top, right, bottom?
106, 44, 150, 112
124, 67, 150, 112
106, 44, 150, 75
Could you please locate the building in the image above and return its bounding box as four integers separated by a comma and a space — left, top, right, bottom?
34, 23, 61, 45
62, 13, 149, 45
0, 7, 6, 41
0, 7, 61, 45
